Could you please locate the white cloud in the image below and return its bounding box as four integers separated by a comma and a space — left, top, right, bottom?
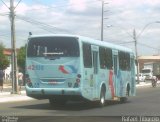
67, 0, 87, 12
0, 2, 9, 12
0, 0, 160, 55
15, 3, 32, 15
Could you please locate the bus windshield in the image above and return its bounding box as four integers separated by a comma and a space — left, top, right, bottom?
27, 37, 80, 58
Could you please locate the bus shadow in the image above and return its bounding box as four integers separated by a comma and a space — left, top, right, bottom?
13, 100, 131, 111
50, 100, 131, 111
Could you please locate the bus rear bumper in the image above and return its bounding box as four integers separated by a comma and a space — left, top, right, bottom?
25, 85, 82, 99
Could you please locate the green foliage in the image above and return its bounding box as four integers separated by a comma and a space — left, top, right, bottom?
0, 43, 10, 70
17, 46, 26, 72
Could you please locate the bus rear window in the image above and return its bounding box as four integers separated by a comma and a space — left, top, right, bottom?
27, 37, 80, 57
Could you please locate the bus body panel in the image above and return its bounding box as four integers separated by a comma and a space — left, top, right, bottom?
26, 57, 80, 88
25, 57, 82, 99
25, 34, 136, 102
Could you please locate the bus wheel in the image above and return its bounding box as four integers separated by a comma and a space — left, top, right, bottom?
99, 87, 106, 107
120, 86, 129, 103
120, 97, 127, 103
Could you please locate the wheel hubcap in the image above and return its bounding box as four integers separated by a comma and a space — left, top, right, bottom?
101, 96, 105, 104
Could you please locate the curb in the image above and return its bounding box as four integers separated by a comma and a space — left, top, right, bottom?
0, 96, 35, 103
0, 91, 35, 103
136, 82, 151, 87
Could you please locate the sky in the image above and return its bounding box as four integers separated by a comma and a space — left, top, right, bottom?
0, 0, 160, 56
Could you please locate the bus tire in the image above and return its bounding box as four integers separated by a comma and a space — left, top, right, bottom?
120, 97, 127, 103
120, 85, 130, 103
99, 86, 106, 107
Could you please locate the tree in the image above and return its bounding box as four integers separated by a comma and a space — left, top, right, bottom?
17, 45, 26, 73
0, 43, 10, 70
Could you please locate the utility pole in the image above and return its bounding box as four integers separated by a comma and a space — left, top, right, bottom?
133, 29, 139, 82
10, 0, 18, 93
101, 0, 104, 41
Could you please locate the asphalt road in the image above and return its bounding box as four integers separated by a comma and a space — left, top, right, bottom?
0, 85, 160, 122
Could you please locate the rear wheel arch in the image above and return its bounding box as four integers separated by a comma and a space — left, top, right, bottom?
102, 83, 106, 92
98, 83, 106, 107
126, 83, 130, 96
120, 83, 130, 103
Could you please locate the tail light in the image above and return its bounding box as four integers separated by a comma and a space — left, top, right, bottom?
25, 74, 32, 87
77, 74, 81, 78
74, 74, 81, 88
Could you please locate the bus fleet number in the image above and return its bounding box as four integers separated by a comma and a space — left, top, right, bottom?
27, 65, 44, 70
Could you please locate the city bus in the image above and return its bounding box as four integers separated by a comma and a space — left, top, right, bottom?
25, 34, 136, 107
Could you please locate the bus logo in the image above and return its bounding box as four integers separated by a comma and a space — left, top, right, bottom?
59, 65, 77, 74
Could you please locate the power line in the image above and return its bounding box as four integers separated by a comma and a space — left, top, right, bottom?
105, 39, 134, 44
0, 0, 23, 10
0, 35, 10, 39
0, 13, 9, 16
16, 17, 56, 34
16, 15, 73, 33
118, 41, 134, 45
14, 0, 22, 10
0, 33, 10, 37
0, 0, 10, 9
138, 42, 160, 50
16, 15, 74, 34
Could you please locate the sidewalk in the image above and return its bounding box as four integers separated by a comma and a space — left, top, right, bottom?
0, 83, 34, 103
0, 81, 154, 103
136, 81, 151, 87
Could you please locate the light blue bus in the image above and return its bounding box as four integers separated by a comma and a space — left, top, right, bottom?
25, 34, 136, 107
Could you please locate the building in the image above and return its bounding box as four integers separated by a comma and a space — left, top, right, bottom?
3, 49, 12, 81
138, 55, 160, 72
3, 48, 20, 81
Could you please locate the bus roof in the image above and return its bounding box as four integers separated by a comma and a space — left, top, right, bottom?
29, 34, 134, 54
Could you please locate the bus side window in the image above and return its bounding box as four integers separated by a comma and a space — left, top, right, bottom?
83, 43, 92, 68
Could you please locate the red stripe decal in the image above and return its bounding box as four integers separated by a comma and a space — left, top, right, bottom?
59, 65, 69, 74
109, 70, 115, 98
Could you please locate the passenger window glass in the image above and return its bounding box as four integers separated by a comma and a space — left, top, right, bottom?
99, 47, 113, 69
83, 43, 92, 68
